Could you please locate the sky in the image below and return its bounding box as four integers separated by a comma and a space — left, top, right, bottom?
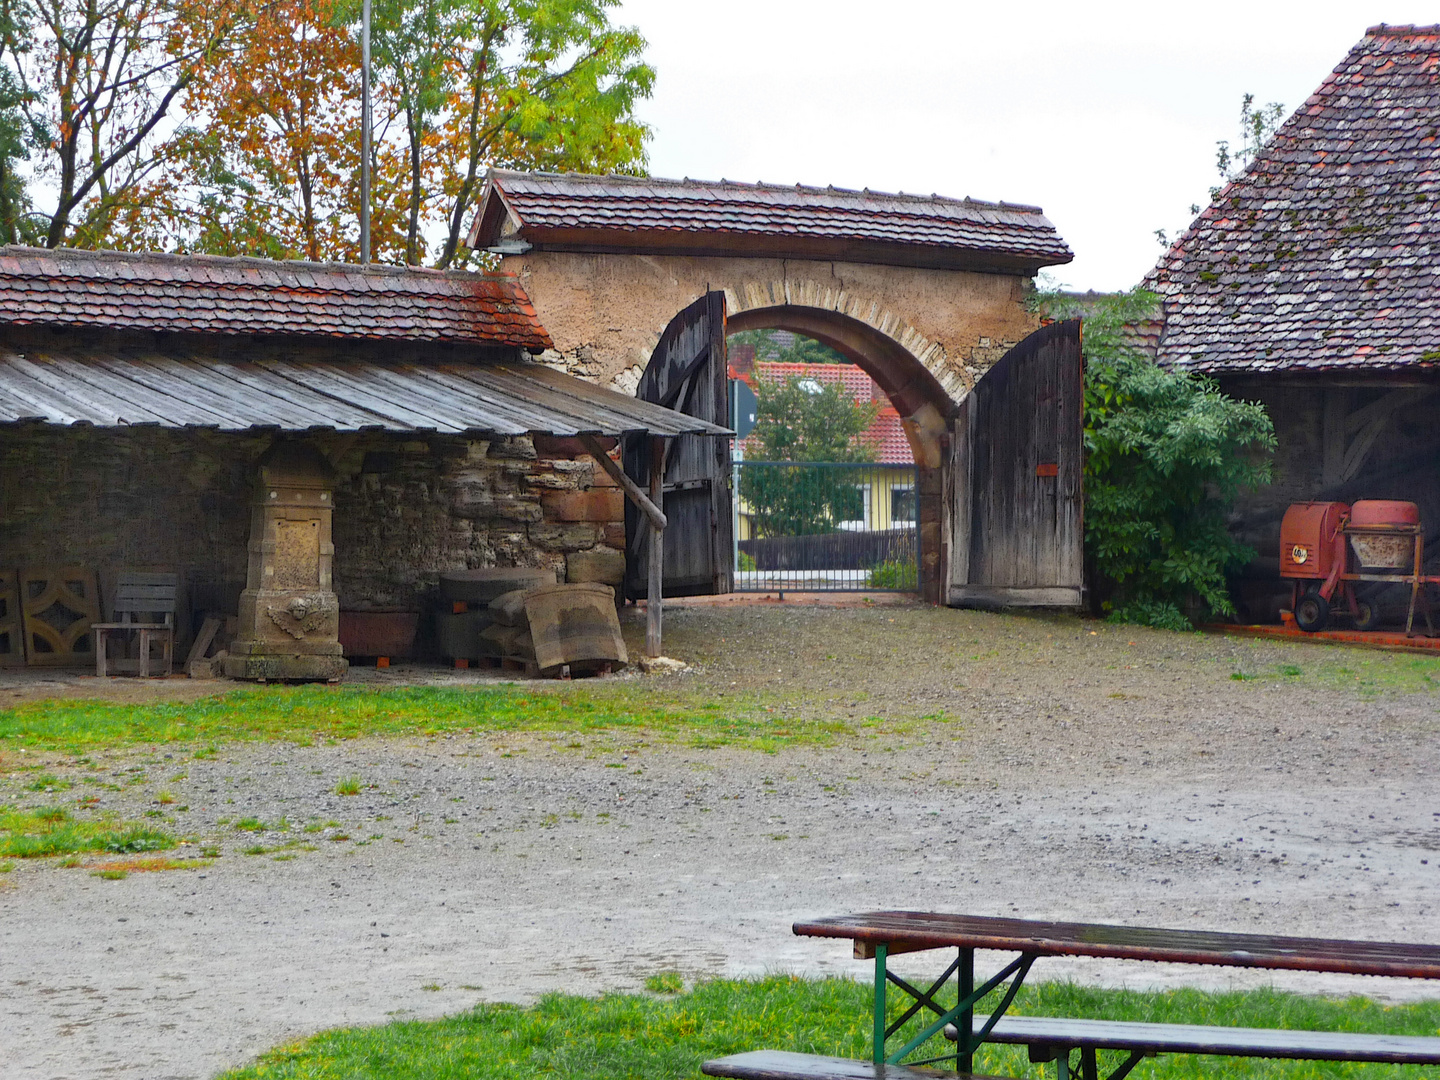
613, 1, 1437, 292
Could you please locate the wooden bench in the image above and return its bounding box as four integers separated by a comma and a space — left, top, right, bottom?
94, 572, 178, 677
940, 1016, 1440, 1080
702, 1049, 1005, 1079
737, 912, 1440, 1080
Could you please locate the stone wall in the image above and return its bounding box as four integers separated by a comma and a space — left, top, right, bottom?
0, 424, 625, 656
499, 250, 1036, 404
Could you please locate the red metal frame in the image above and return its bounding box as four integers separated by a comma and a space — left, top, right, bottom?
1286, 518, 1439, 637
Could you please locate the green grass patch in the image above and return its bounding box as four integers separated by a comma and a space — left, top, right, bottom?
0, 685, 853, 754
0, 806, 177, 858
216, 977, 1440, 1080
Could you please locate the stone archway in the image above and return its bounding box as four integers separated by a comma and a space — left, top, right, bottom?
723, 300, 956, 602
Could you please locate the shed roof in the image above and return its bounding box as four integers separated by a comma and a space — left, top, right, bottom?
0, 246, 554, 352
469, 170, 1072, 274
1145, 24, 1440, 376
0, 347, 729, 437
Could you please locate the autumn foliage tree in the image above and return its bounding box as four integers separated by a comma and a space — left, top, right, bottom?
0, 0, 652, 260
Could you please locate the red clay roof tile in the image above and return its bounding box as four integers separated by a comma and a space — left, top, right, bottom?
1145, 24, 1440, 375
471, 170, 1072, 273
0, 246, 554, 351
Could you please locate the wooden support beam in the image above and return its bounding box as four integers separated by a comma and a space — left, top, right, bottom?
647, 437, 667, 658
578, 434, 667, 530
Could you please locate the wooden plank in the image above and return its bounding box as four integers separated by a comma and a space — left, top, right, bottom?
186, 615, 224, 669
793, 912, 1440, 980
579, 434, 665, 529
948, 586, 1083, 608
957, 1016, 1440, 1064
702, 1051, 967, 1079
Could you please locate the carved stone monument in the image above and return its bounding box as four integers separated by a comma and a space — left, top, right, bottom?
224, 443, 348, 682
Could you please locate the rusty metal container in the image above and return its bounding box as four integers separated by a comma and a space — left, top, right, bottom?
1348, 500, 1421, 568
1279, 502, 1349, 579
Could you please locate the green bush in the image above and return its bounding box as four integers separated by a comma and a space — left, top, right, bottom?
1035, 288, 1275, 628
868, 559, 918, 590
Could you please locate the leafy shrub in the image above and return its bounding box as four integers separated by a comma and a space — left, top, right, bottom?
868, 559, 918, 590
737, 550, 757, 572
1035, 288, 1276, 627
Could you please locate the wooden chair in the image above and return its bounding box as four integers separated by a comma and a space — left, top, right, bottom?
94, 573, 178, 677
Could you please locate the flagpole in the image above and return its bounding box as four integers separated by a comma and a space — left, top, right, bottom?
360, 0, 372, 264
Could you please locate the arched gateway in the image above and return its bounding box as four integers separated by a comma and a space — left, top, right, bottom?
469, 171, 1082, 607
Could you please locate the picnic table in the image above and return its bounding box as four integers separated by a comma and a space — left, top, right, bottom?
703, 912, 1440, 1080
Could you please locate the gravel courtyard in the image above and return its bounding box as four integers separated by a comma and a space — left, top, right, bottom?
3, 601, 1439, 1080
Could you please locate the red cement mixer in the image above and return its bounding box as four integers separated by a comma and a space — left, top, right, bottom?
1279, 500, 1437, 636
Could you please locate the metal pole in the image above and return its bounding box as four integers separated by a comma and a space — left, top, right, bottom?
646, 437, 665, 658
360, 0, 372, 264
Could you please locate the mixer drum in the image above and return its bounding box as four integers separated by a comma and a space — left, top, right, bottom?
1348, 500, 1421, 569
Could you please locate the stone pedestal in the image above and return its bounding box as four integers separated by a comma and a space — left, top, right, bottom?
224, 443, 348, 682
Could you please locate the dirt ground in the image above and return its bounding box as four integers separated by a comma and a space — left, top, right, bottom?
3, 600, 1440, 1080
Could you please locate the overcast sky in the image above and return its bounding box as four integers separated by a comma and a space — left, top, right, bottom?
613, 1, 1436, 292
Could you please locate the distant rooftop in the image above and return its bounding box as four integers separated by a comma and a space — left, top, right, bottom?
470, 170, 1072, 274
0, 246, 553, 352
1145, 24, 1440, 375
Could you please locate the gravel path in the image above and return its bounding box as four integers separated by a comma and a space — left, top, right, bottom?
2, 603, 1439, 1080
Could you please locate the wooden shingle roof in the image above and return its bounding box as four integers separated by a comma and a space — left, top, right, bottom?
0, 246, 554, 352
469, 170, 1073, 274
1145, 25, 1440, 376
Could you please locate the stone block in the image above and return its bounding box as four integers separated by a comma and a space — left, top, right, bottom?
529, 522, 599, 551
542, 488, 624, 522
566, 547, 626, 585
493, 495, 543, 523
602, 522, 627, 549
579, 454, 622, 488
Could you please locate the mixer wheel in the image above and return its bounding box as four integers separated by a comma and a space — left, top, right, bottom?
1295, 589, 1330, 633
1353, 599, 1380, 632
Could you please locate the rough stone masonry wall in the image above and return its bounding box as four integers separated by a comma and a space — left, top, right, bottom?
499, 250, 1037, 401
0, 425, 625, 653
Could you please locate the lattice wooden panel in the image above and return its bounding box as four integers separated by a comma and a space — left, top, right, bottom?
20, 567, 99, 667
0, 569, 22, 666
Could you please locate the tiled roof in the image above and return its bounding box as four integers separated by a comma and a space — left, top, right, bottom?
741, 361, 914, 464
1145, 25, 1440, 376
0, 246, 554, 352
470, 171, 1072, 273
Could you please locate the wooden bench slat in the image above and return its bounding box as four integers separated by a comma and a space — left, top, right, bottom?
946, 1017, 1440, 1065
702, 1051, 1001, 1080
794, 913, 1440, 980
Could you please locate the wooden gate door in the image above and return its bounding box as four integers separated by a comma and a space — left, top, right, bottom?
948, 319, 1083, 608
624, 291, 733, 598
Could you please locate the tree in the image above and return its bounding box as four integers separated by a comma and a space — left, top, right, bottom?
0, 0, 241, 247
740, 374, 879, 537
1035, 289, 1276, 630
1155, 93, 1286, 249
729, 328, 849, 365
114, 0, 652, 264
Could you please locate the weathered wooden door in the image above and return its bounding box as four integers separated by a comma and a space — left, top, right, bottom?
948, 319, 1083, 608
624, 291, 733, 598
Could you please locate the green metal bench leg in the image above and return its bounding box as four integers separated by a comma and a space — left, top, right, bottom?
874, 943, 888, 1065
958, 947, 974, 1073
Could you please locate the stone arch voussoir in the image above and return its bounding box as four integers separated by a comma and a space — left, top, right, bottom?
724, 280, 973, 405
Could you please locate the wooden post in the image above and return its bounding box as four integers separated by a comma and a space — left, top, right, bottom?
647, 437, 666, 658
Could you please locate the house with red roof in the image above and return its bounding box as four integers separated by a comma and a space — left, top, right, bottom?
732, 359, 917, 539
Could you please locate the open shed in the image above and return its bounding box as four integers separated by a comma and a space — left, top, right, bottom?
0, 246, 725, 673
